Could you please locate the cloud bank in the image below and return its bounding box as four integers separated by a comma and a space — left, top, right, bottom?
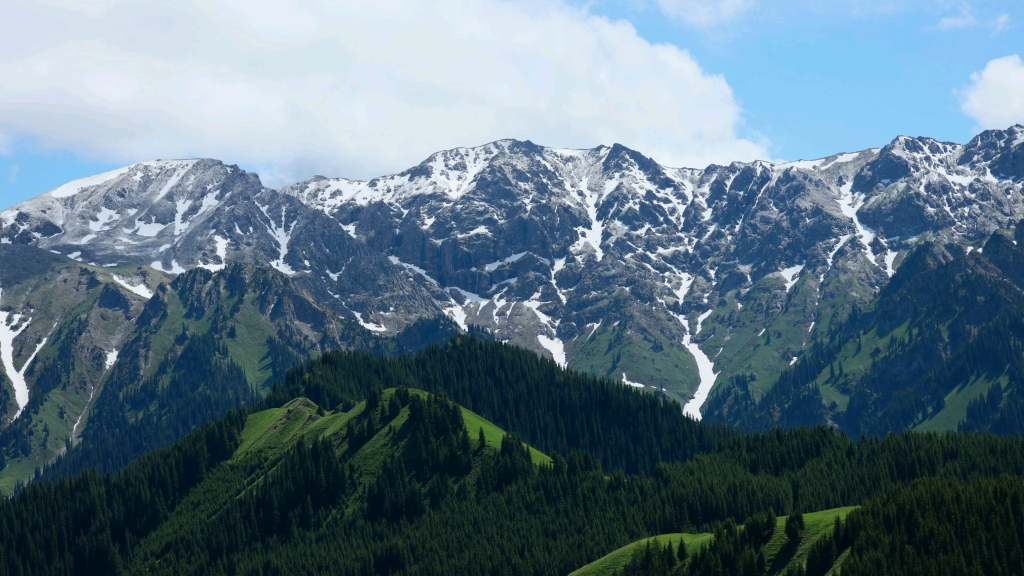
961, 55, 1024, 130
0, 0, 768, 186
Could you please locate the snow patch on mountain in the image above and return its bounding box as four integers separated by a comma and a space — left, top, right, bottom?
425, 145, 494, 199
104, 349, 119, 370
48, 166, 133, 199
457, 226, 491, 238
826, 235, 852, 268
573, 176, 606, 262
129, 217, 167, 237
839, 183, 877, 264
482, 252, 527, 271
151, 160, 197, 201
151, 260, 186, 274
352, 311, 387, 333
621, 373, 645, 388
884, 249, 899, 277
0, 288, 50, 419
537, 335, 566, 368
780, 262, 806, 292
89, 207, 124, 232
173, 199, 194, 237
259, 204, 297, 276
388, 255, 440, 286
112, 275, 153, 299
683, 308, 718, 421
198, 235, 229, 272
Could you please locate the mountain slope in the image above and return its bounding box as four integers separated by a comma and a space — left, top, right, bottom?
0, 246, 395, 490
0, 246, 172, 488
706, 224, 1024, 435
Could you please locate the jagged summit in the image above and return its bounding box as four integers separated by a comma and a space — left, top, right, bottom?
0, 159, 257, 266
0, 158, 445, 336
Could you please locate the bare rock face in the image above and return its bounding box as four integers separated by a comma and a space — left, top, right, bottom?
3, 125, 1024, 414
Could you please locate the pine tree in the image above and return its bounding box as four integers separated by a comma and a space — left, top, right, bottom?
785, 511, 804, 545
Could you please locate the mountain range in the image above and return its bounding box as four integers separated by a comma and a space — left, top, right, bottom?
1, 125, 1024, 488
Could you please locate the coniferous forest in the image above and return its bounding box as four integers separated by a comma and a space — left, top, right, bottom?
0, 337, 1022, 575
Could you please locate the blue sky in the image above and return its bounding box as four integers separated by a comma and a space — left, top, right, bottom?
590, 0, 1023, 158
1, 0, 1022, 211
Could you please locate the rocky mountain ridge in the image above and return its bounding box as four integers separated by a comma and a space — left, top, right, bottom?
2, 125, 1023, 419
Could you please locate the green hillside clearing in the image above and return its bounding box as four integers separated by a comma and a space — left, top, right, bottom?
571, 506, 857, 576
569, 533, 714, 576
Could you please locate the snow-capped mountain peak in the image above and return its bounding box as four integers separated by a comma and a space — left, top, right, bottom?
4, 127, 1024, 417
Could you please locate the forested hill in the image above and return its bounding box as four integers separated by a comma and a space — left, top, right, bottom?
264, 336, 728, 475
1, 338, 1024, 575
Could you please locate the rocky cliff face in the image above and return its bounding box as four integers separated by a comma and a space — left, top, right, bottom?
3, 126, 1024, 417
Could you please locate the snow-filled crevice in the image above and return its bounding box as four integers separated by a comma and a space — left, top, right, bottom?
883, 249, 899, 277
0, 288, 50, 419
522, 291, 566, 368
572, 177, 605, 262
838, 183, 878, 266
259, 204, 297, 276
682, 308, 719, 420
388, 255, 440, 286
69, 385, 96, 445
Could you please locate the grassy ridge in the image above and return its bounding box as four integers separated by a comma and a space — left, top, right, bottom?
569, 533, 714, 576
131, 388, 550, 562
461, 406, 551, 465
570, 506, 857, 576
763, 507, 857, 574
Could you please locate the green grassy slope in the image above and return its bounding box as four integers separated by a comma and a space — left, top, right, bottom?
567, 320, 700, 406
914, 373, 1007, 433
570, 506, 857, 576
569, 533, 714, 576
763, 507, 857, 574
461, 406, 551, 465
127, 388, 550, 568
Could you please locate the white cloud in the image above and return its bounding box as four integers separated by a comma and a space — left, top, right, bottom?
0, 0, 768, 186
8, 165, 18, 184
960, 55, 1024, 129
654, 0, 755, 26
936, 14, 976, 29
936, 5, 976, 30
993, 13, 1009, 33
